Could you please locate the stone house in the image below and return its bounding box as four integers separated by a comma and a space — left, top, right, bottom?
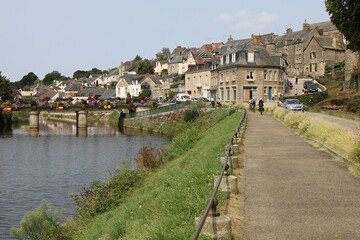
211, 44, 286, 104
268, 21, 345, 78
168, 47, 196, 75
270, 23, 320, 77
185, 57, 219, 100
303, 35, 345, 78
115, 75, 144, 99
141, 74, 170, 101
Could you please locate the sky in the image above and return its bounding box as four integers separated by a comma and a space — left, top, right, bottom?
0, 0, 331, 82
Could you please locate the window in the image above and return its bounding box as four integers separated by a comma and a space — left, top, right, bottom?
310, 52, 316, 59
264, 70, 267, 81
247, 52, 254, 63
226, 87, 230, 101
232, 53, 236, 62
310, 63, 317, 72
221, 88, 224, 101
226, 54, 230, 64
220, 56, 223, 65
233, 87, 236, 101
247, 71, 254, 80
268, 70, 272, 81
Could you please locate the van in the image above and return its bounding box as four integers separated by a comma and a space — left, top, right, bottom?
175, 93, 191, 102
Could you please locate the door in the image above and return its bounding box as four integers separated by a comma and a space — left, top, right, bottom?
268, 87, 272, 100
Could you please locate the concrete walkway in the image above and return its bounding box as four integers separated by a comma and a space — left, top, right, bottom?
241, 111, 360, 240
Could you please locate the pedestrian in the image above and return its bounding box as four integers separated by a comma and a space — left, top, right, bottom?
258, 98, 264, 114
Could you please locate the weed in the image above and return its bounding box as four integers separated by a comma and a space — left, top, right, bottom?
11, 200, 67, 240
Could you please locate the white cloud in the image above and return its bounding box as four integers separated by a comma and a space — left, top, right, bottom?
215, 9, 280, 34
216, 14, 234, 23
257, 12, 280, 25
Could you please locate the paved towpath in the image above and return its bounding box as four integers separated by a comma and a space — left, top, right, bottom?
240, 111, 360, 240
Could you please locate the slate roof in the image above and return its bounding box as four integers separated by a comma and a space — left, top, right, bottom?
310, 21, 337, 32
77, 87, 106, 97
119, 75, 144, 85
272, 28, 315, 48
309, 36, 346, 50
218, 45, 279, 69
99, 89, 116, 99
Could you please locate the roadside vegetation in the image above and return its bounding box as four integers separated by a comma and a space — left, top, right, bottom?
11, 107, 244, 239
268, 106, 360, 177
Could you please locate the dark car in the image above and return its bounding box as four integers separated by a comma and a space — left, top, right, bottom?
303, 81, 318, 92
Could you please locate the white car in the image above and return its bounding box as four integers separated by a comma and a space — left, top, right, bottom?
175, 94, 191, 102
283, 99, 304, 112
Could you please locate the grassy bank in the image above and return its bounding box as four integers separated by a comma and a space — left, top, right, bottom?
267, 107, 360, 176
11, 108, 244, 239
69, 108, 242, 239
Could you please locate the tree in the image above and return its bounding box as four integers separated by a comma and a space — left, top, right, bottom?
43, 71, 69, 85
0, 72, 14, 101
325, 0, 360, 52
133, 55, 142, 62
12, 72, 38, 89
156, 48, 170, 61
137, 59, 154, 75
73, 70, 87, 79
73, 68, 106, 79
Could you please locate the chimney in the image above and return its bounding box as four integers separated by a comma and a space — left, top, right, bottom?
251, 34, 262, 46
286, 28, 293, 34
227, 35, 233, 42
317, 27, 324, 36
303, 22, 311, 30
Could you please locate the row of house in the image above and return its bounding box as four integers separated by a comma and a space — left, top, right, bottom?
19, 20, 346, 104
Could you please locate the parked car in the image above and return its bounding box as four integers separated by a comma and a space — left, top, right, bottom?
282, 98, 304, 112
175, 93, 191, 102
303, 81, 318, 92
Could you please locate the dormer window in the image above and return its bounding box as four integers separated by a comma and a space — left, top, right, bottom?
226, 54, 230, 64
220, 56, 224, 65
231, 53, 236, 62
247, 52, 254, 63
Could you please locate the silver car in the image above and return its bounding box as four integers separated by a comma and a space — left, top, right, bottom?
283, 99, 304, 111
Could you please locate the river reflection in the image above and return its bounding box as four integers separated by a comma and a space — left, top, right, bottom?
0, 119, 169, 239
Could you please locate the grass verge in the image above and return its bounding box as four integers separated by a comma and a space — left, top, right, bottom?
267, 107, 360, 176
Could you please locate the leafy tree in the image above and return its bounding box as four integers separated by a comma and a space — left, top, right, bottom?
137, 59, 154, 75
12, 72, 38, 89
325, 0, 360, 52
156, 48, 170, 61
0, 72, 14, 101
133, 55, 142, 62
73, 70, 87, 79
43, 71, 69, 85
73, 68, 105, 79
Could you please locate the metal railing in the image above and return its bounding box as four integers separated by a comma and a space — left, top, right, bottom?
123, 101, 208, 118
191, 110, 247, 239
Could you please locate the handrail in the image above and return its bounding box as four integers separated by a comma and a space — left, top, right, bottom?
123, 101, 208, 118
191, 110, 247, 239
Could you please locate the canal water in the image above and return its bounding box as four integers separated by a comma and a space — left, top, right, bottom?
0, 119, 170, 239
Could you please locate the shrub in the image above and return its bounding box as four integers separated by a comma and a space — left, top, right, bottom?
346, 98, 360, 113
183, 108, 200, 122
11, 200, 66, 240
136, 147, 164, 170
71, 169, 145, 218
